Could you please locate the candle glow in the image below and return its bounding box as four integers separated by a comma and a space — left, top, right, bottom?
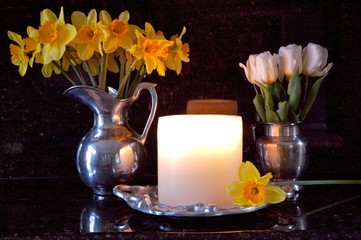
157, 114, 243, 207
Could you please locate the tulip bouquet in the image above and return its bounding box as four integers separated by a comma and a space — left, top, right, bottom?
239, 43, 332, 122
8, 7, 190, 99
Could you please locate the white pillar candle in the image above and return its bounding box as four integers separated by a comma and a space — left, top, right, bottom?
157, 114, 243, 207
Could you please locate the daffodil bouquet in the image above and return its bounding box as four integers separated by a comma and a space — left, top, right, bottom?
8, 7, 190, 99
239, 43, 332, 122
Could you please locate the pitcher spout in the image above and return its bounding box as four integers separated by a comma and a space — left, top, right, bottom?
64, 85, 121, 117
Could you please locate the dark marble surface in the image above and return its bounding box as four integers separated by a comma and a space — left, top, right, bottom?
0, 178, 360, 239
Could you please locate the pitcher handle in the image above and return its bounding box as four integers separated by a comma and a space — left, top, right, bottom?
132, 82, 158, 145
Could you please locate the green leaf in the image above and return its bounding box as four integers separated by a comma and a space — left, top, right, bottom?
270, 81, 282, 103
300, 73, 328, 121
287, 70, 302, 112
288, 109, 300, 122
276, 101, 289, 122
259, 84, 274, 111
253, 94, 266, 122
266, 106, 280, 122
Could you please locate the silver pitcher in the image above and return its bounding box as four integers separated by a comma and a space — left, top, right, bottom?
64, 83, 157, 195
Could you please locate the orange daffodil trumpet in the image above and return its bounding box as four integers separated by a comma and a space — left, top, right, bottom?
226, 161, 286, 207
239, 43, 332, 123
8, 7, 190, 99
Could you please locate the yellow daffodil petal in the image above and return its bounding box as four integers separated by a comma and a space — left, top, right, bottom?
155, 57, 166, 76
18, 62, 28, 77
239, 161, 261, 181
40, 8, 57, 25
77, 43, 95, 60
144, 55, 156, 74
264, 186, 286, 204
99, 10, 112, 25
118, 11, 130, 23
88, 9, 97, 25
8, 31, 24, 46
42, 43, 63, 64
58, 24, 77, 47
104, 53, 119, 73
258, 172, 273, 186
145, 22, 156, 38
27, 26, 39, 43
226, 182, 249, 205
71, 11, 87, 30
41, 62, 60, 78
103, 37, 120, 54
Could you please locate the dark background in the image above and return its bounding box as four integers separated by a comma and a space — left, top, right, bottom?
0, 0, 360, 179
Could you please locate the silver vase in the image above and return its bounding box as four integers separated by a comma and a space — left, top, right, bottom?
64, 83, 158, 195
255, 122, 309, 198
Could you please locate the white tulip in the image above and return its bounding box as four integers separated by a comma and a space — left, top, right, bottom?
278, 44, 302, 81
239, 51, 278, 87
302, 43, 333, 77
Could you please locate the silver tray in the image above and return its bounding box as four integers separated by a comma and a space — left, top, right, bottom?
113, 184, 268, 217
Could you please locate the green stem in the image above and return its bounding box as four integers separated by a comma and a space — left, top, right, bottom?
128, 63, 145, 97
117, 67, 132, 99
51, 61, 78, 86
117, 58, 137, 99
303, 76, 309, 103
83, 60, 97, 87
271, 180, 361, 186
71, 64, 87, 86
65, 53, 87, 86
99, 53, 108, 92
117, 50, 127, 99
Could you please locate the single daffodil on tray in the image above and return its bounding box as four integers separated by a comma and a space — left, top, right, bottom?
226, 161, 286, 207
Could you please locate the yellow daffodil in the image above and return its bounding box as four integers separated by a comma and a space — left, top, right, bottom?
130, 22, 173, 76
8, 7, 189, 98
29, 7, 76, 65
71, 9, 106, 60
99, 10, 138, 53
164, 27, 190, 74
8, 31, 30, 76
226, 161, 286, 207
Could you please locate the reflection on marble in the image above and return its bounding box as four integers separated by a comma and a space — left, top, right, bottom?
80, 195, 134, 233
1, 179, 360, 239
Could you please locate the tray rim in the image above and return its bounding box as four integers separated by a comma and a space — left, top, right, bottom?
113, 184, 268, 217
